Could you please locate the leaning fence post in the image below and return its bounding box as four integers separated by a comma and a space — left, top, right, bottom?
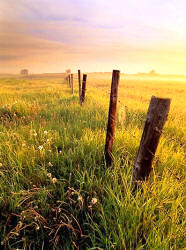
80, 74, 87, 105
78, 70, 81, 102
132, 96, 171, 186
71, 74, 73, 94
105, 70, 120, 166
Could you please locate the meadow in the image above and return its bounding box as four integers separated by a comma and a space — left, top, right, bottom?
0, 73, 185, 249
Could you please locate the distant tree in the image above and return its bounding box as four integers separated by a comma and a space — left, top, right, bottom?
20, 69, 29, 76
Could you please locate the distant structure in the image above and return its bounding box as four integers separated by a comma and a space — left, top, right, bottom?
65, 69, 71, 80
20, 69, 29, 76
137, 69, 159, 77
149, 69, 158, 76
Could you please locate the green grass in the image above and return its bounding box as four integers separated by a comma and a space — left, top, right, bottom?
0, 74, 185, 249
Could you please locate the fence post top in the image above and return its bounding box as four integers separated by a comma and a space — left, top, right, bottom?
113, 70, 120, 73
151, 95, 171, 102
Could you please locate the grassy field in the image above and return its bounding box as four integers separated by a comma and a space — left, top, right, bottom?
0, 73, 185, 249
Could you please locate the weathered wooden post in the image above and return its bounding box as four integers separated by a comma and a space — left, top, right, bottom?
80, 74, 87, 105
68, 75, 71, 88
65, 69, 71, 87
78, 70, 81, 102
132, 96, 171, 185
105, 70, 120, 166
71, 74, 73, 94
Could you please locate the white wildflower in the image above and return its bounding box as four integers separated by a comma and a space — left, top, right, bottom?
48, 162, 53, 167
52, 178, 57, 184
34, 216, 38, 221
44, 131, 48, 135
91, 198, 98, 205
38, 145, 43, 150
78, 195, 83, 202
33, 132, 37, 137
47, 173, 52, 178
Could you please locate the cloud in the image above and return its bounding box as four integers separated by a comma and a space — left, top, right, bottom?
0, 55, 21, 61
0, 0, 186, 74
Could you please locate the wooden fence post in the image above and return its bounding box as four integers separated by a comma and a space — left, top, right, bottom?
71, 74, 73, 94
65, 75, 69, 85
132, 96, 171, 185
105, 70, 120, 166
78, 70, 81, 102
80, 74, 87, 105
68, 75, 71, 88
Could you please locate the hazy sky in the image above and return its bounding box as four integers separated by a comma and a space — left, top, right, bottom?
0, 0, 186, 74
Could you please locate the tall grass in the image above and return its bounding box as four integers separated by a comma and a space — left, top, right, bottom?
0, 74, 185, 249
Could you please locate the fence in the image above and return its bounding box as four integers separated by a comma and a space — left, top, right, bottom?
65, 69, 171, 188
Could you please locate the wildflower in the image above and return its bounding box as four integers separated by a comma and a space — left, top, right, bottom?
36, 225, 40, 230
48, 162, 53, 167
38, 145, 43, 150
47, 173, 52, 178
78, 195, 83, 202
33, 132, 37, 137
34, 216, 39, 221
0, 163, 2, 167
52, 178, 57, 184
44, 130, 48, 135
91, 198, 98, 205
57, 147, 62, 154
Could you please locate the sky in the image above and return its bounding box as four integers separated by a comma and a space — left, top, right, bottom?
0, 0, 186, 74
